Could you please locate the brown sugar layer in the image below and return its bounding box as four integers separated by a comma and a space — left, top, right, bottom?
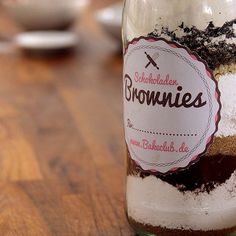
214, 63, 236, 80
128, 217, 236, 236
207, 136, 236, 156
127, 149, 236, 193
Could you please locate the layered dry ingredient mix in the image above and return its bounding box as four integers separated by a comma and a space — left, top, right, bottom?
127, 20, 236, 235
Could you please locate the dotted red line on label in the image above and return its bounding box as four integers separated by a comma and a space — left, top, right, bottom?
131, 127, 197, 137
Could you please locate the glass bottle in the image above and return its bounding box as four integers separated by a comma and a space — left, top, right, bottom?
122, 0, 236, 235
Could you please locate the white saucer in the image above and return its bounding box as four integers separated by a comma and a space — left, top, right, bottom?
15, 31, 78, 50
95, 3, 122, 41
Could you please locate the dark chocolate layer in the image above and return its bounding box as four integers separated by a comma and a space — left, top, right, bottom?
128, 217, 236, 236
150, 19, 236, 70
127, 149, 236, 192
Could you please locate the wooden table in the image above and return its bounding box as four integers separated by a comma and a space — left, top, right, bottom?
0, 1, 133, 235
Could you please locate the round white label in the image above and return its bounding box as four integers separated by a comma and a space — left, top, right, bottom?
123, 37, 221, 174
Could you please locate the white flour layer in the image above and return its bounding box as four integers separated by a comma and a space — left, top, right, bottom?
216, 73, 236, 137
127, 173, 236, 230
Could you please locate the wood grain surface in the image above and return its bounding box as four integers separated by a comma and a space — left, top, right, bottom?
0, 1, 133, 235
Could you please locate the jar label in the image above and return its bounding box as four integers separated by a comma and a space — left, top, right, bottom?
123, 37, 221, 174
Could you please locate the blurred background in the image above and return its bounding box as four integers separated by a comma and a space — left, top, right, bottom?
0, 0, 122, 54
0, 1, 132, 235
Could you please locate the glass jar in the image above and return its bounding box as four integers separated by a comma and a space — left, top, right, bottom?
122, 0, 236, 235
